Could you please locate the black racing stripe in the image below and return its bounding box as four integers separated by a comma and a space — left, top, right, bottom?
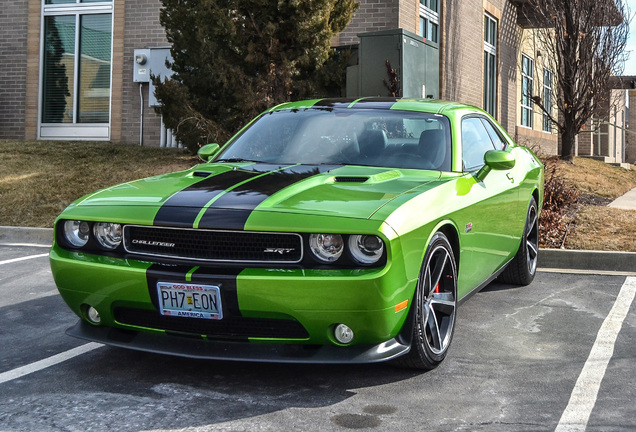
153, 165, 290, 228
146, 263, 243, 319
197, 165, 338, 230
312, 98, 357, 108
153, 170, 261, 228
351, 97, 399, 110
190, 267, 243, 318
195, 209, 253, 230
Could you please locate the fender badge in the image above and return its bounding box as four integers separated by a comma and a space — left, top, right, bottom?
465, 223, 473, 233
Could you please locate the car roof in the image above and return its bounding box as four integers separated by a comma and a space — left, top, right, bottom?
269, 98, 481, 116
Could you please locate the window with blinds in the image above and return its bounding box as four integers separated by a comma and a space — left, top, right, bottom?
40, 0, 112, 139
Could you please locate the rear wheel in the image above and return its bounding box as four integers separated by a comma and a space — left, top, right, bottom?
499, 197, 538, 286
396, 232, 457, 370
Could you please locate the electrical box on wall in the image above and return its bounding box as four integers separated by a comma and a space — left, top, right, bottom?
347, 28, 439, 99
132, 47, 174, 106
133, 49, 151, 83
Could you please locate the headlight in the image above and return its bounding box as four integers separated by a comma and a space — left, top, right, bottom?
309, 233, 344, 263
348, 235, 384, 265
93, 222, 123, 250
63, 220, 90, 247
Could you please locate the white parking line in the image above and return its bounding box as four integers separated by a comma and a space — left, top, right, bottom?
0, 253, 49, 266
555, 276, 636, 432
0, 343, 103, 385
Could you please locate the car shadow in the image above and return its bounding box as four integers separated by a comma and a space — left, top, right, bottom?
1, 307, 425, 432
480, 280, 528, 293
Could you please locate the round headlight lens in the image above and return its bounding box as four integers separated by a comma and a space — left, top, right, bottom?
63, 220, 90, 248
348, 235, 384, 265
93, 222, 123, 250
309, 233, 344, 263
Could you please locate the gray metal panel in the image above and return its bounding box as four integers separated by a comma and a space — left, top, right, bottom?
346, 65, 360, 98
402, 36, 424, 98
424, 39, 439, 99
356, 28, 439, 100
358, 33, 400, 97
147, 47, 173, 107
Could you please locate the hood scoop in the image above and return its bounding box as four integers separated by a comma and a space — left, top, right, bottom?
334, 176, 369, 183
192, 171, 213, 178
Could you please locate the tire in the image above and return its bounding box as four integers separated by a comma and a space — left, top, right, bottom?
395, 232, 458, 370
499, 197, 539, 286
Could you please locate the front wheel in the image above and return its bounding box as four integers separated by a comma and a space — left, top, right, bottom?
499, 196, 539, 286
395, 232, 458, 370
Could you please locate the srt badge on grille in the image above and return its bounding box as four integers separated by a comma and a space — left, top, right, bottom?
264, 248, 296, 255
132, 239, 176, 248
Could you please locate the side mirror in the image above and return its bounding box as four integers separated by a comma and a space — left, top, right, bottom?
475, 150, 515, 182
197, 143, 220, 162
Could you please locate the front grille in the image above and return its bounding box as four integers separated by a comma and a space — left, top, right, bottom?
114, 307, 310, 340
124, 225, 303, 263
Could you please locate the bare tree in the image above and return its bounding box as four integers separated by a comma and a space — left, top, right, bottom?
520, 0, 629, 162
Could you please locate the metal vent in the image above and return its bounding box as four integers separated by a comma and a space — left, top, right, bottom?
124, 225, 303, 263
334, 176, 369, 183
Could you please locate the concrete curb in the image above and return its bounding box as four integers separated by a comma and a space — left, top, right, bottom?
1, 226, 635, 273
0, 226, 53, 245
538, 248, 636, 273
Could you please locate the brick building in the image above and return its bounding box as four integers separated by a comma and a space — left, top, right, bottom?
0, 0, 625, 159
0, 0, 168, 145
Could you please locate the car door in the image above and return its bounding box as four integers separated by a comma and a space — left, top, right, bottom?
454, 115, 522, 296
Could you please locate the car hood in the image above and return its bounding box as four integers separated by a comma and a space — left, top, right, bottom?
68, 163, 442, 227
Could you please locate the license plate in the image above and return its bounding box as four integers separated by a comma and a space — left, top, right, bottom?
157, 282, 222, 320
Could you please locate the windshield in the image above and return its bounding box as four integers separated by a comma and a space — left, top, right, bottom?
215, 108, 452, 171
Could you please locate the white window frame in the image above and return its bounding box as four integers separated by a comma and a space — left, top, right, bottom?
543, 68, 553, 133
39, 0, 114, 140
419, 1, 439, 43
484, 13, 497, 118
521, 54, 534, 128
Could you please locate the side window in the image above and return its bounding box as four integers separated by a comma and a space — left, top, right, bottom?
480, 118, 507, 150
461, 117, 496, 171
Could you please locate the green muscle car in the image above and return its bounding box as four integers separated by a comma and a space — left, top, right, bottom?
50, 98, 544, 369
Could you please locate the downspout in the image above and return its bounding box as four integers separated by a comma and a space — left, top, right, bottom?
139, 83, 144, 146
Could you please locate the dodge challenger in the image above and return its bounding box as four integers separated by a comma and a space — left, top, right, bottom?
50, 98, 544, 369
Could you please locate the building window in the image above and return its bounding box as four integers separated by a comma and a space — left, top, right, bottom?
521, 54, 534, 128
40, 0, 113, 139
543, 68, 553, 132
419, 0, 439, 43
483, 13, 497, 118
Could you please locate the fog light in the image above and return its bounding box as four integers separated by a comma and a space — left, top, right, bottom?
334, 324, 354, 344
87, 306, 101, 324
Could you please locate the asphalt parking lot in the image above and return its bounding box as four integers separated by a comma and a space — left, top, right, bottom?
1, 243, 635, 432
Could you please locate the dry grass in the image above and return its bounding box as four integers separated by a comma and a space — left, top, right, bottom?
557, 157, 636, 198
0, 140, 196, 228
565, 206, 636, 251
550, 157, 636, 252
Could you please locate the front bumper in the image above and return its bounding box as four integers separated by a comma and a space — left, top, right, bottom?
51, 240, 416, 360
67, 320, 412, 363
